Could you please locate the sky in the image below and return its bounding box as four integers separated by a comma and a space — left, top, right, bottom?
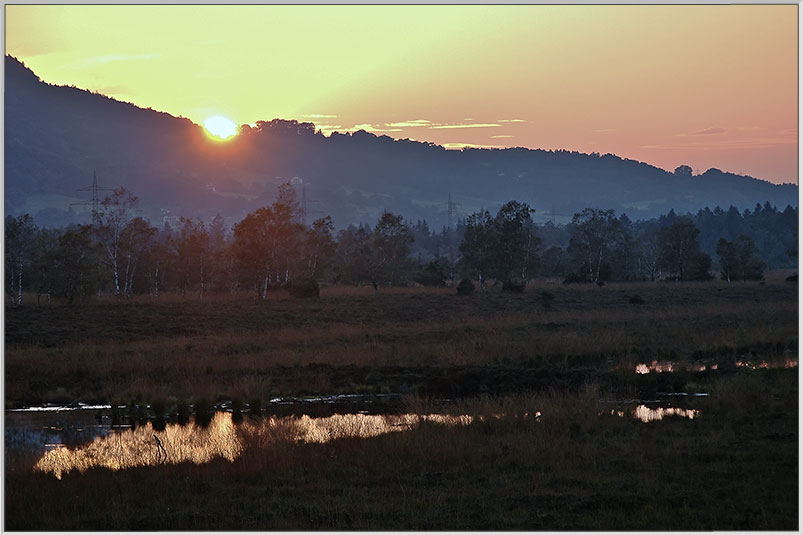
5, 4, 798, 184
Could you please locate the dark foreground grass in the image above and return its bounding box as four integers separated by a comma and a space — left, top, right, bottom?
5, 280, 797, 406
5, 371, 797, 530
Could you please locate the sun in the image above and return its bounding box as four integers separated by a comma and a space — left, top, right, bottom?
204, 115, 237, 140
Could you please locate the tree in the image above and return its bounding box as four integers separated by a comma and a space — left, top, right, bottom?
492, 201, 541, 285
459, 209, 495, 289
658, 216, 711, 280
49, 225, 104, 304
371, 211, 413, 287
334, 224, 373, 285
5, 214, 38, 305
567, 208, 622, 284
717, 235, 766, 282
674, 165, 693, 177
232, 183, 306, 298
303, 216, 336, 281
94, 187, 138, 296
175, 217, 210, 297
119, 217, 157, 296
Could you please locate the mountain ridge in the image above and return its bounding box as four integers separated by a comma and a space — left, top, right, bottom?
5, 55, 797, 229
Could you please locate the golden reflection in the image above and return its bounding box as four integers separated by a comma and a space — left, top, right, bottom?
635, 358, 797, 374
35, 412, 242, 479
632, 405, 699, 423
33, 412, 474, 479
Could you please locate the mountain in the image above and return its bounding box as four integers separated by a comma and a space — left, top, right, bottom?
5, 55, 798, 229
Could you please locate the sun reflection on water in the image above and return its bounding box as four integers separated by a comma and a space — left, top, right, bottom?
33, 412, 475, 479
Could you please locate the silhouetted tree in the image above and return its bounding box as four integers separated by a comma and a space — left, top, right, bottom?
658, 217, 711, 280
567, 208, 622, 284
94, 187, 138, 296
119, 217, 157, 296
5, 214, 37, 305
371, 211, 413, 287
717, 235, 766, 282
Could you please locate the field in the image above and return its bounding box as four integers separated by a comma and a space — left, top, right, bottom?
4, 277, 799, 530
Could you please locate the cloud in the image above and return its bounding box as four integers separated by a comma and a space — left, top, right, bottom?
491, 135, 514, 139
385, 119, 432, 128
82, 53, 161, 65
640, 136, 796, 150
430, 123, 501, 130
301, 114, 338, 119
314, 124, 342, 132
497, 119, 526, 123
347, 124, 403, 133
682, 127, 727, 136
443, 142, 505, 149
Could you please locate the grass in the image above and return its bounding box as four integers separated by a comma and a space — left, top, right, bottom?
5, 280, 797, 406
5, 371, 798, 530
4, 278, 797, 529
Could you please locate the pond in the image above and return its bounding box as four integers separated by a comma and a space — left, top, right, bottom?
6, 397, 704, 479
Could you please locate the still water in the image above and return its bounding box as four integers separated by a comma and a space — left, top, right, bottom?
7, 399, 704, 479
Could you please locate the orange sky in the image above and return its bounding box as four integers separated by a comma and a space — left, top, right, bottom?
5, 5, 798, 184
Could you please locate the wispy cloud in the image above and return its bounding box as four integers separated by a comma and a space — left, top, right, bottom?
315, 124, 342, 133
681, 127, 727, 136
347, 124, 403, 133
82, 53, 161, 65
491, 135, 514, 139
443, 142, 505, 150
641, 137, 797, 151
301, 114, 338, 119
431, 123, 500, 130
385, 119, 432, 128
497, 119, 526, 123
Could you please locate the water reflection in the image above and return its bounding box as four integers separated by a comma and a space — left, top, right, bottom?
32, 412, 474, 479
635, 358, 797, 374
604, 405, 699, 422
35, 412, 242, 479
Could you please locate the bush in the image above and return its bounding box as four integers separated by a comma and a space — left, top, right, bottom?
502, 280, 525, 293
628, 294, 645, 305
456, 278, 475, 296
288, 279, 320, 298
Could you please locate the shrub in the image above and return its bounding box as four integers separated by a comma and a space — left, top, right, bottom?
456, 279, 475, 296
502, 280, 526, 293
288, 279, 320, 298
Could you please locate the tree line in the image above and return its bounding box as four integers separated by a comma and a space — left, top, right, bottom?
5, 182, 797, 304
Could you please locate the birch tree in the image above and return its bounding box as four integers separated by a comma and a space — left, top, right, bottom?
94, 188, 138, 296
5, 214, 38, 306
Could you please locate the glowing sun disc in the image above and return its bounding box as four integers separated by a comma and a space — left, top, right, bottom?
204, 116, 237, 139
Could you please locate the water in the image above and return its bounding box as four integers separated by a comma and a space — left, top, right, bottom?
7, 397, 706, 479
634, 358, 797, 374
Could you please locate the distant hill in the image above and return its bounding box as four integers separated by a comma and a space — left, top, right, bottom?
5, 55, 797, 229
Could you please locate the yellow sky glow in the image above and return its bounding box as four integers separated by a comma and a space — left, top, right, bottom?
5, 5, 798, 183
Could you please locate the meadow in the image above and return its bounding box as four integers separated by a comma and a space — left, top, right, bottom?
4, 276, 799, 530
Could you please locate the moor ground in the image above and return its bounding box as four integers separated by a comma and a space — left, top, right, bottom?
4, 279, 798, 529
4, 280, 797, 406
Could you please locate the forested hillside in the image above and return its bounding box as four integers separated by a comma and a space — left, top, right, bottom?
5, 55, 797, 231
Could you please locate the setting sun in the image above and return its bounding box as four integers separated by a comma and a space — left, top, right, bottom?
204, 115, 237, 140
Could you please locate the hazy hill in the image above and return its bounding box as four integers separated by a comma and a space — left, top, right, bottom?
5, 55, 797, 229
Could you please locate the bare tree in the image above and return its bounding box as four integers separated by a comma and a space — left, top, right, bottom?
94, 188, 138, 296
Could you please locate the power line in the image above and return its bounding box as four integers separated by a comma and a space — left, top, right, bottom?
70, 171, 114, 225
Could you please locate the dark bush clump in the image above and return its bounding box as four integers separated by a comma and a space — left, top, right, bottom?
288, 279, 320, 298
456, 279, 475, 296
628, 294, 646, 305
562, 273, 585, 284
502, 280, 525, 293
